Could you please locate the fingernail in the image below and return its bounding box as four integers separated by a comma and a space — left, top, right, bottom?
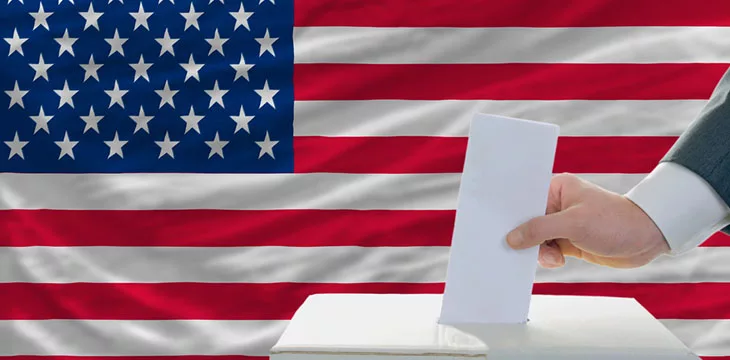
544, 251, 561, 266
507, 230, 523, 247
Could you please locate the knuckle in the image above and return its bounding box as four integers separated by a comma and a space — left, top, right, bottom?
553, 172, 579, 186
522, 219, 543, 243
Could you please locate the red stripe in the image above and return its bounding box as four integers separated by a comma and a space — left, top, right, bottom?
702, 232, 730, 247
294, 64, 727, 101
2, 358, 266, 360
295, 0, 730, 27
3, 209, 727, 247
1, 358, 723, 360
0, 358, 723, 360
2, 282, 727, 320
0, 209, 454, 247
294, 136, 676, 174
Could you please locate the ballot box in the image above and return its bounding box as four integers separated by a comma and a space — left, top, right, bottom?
269, 293, 700, 360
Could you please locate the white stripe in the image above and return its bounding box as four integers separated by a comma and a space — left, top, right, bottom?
0, 246, 449, 284
293, 100, 703, 137
1, 246, 726, 284
0, 319, 725, 356
662, 320, 730, 357
537, 248, 730, 284
0, 320, 285, 356
293, 27, 730, 64
0, 173, 644, 210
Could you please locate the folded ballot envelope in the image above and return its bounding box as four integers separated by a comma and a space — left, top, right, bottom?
269, 114, 700, 360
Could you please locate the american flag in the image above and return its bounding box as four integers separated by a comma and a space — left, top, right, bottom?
0, 0, 728, 359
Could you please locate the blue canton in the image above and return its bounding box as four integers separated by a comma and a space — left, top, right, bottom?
0, 0, 293, 173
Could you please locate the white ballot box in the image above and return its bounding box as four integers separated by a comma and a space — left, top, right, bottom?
269, 293, 700, 360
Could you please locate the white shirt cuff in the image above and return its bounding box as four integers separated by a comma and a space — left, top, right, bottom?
625, 162, 730, 255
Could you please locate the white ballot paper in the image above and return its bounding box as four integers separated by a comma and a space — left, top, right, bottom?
439, 113, 559, 325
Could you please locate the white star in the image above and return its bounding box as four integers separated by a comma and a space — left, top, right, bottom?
181, 105, 203, 134
5, 28, 28, 56
180, 3, 202, 31
104, 131, 127, 159
129, 3, 152, 30
30, 3, 53, 30
130, 54, 152, 82
30, 107, 53, 134
158, 0, 174, 4
155, 132, 178, 159
54, 80, 77, 109
180, 54, 203, 82
29, 54, 52, 81
55, 29, 77, 56
205, 80, 227, 108
230, 3, 253, 31
105, 80, 127, 108
155, 29, 178, 56
255, 28, 277, 56
79, 3, 102, 30
5, 81, 28, 109
205, 132, 228, 159
5, 132, 28, 160
80, 107, 104, 133
7, 0, 23, 4
58, 0, 74, 4
231, 54, 254, 81
255, 131, 278, 159
255, 80, 278, 109
55, 131, 78, 160
259, 0, 274, 4
130, 106, 153, 133
80, 55, 102, 82
206, 29, 228, 56
105, 29, 127, 56
230, 105, 254, 134
108, 0, 122, 4
155, 80, 178, 108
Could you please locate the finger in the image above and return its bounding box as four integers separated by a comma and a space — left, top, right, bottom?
554, 238, 583, 259
506, 208, 582, 250
538, 241, 565, 268
545, 172, 580, 214
579, 252, 650, 269
550, 239, 646, 269
551, 238, 644, 268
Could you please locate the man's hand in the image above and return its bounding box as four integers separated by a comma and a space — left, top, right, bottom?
506, 173, 671, 268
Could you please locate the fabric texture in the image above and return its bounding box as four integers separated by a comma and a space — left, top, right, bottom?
662, 67, 730, 233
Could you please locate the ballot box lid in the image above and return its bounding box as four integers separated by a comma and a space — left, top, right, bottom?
269, 293, 699, 360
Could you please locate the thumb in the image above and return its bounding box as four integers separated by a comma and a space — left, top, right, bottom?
506, 208, 583, 250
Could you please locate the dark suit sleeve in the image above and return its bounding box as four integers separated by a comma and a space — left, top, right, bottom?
661, 68, 730, 225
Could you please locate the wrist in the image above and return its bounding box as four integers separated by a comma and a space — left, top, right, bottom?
625, 162, 730, 255
622, 194, 671, 265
